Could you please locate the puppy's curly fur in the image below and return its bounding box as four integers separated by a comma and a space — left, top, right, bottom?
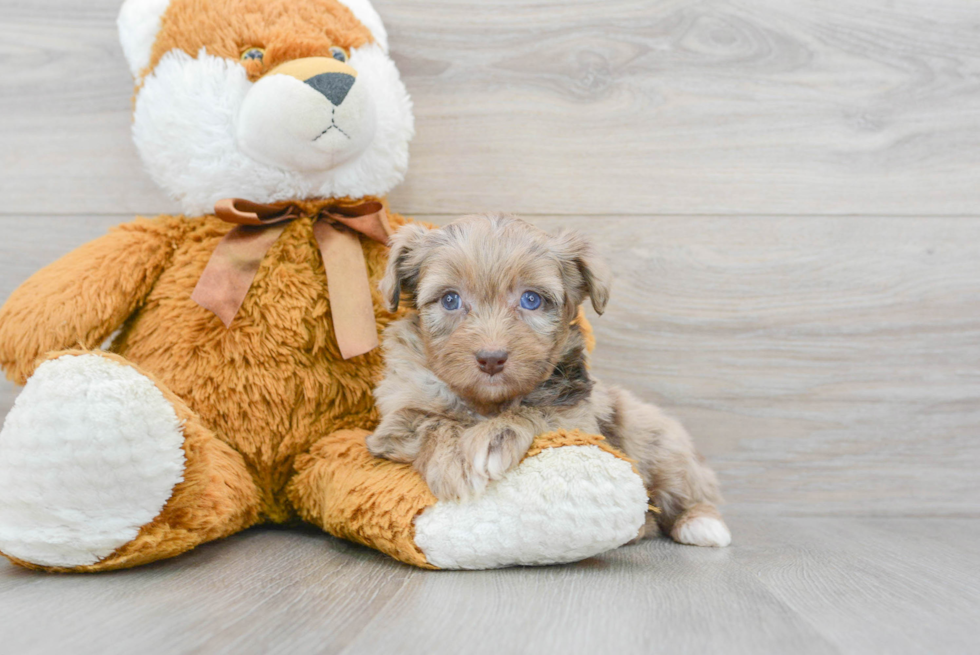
367, 214, 730, 546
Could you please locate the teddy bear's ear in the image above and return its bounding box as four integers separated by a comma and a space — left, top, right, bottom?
118, 0, 173, 78
337, 0, 390, 53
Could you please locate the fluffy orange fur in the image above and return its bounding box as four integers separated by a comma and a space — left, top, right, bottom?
0, 200, 391, 568
4, 350, 261, 572
147, 0, 374, 80
289, 428, 638, 570
3, 199, 400, 518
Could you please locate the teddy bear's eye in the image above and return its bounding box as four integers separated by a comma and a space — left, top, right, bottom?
241, 48, 265, 62
329, 46, 349, 63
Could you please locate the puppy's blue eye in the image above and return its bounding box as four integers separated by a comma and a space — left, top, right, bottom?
330, 46, 348, 63
441, 292, 462, 311
520, 291, 542, 310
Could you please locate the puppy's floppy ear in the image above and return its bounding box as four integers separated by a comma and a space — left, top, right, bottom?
551, 229, 612, 316
380, 222, 431, 312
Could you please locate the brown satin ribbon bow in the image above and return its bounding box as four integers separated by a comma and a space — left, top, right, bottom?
191, 197, 392, 360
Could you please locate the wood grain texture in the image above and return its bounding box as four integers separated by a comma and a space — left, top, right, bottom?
734, 516, 980, 655
342, 516, 980, 655
4, 516, 976, 655
0, 1, 176, 215
0, 528, 416, 655
341, 531, 837, 655
4, 1, 980, 215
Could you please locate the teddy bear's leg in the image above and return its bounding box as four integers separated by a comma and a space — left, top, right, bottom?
287, 429, 648, 570
0, 350, 262, 572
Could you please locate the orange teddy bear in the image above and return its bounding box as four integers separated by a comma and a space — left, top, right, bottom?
0, 0, 648, 571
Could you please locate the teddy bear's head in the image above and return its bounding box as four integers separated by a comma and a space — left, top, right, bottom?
118, 0, 413, 214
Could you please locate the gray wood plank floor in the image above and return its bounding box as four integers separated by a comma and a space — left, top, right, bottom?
2, 0, 979, 653
2, 515, 978, 655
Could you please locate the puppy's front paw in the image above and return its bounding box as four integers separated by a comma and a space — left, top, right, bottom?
418, 447, 489, 502
365, 413, 423, 464
364, 431, 387, 458
464, 421, 534, 482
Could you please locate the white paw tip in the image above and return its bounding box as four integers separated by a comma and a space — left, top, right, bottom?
0, 354, 186, 567
673, 516, 732, 548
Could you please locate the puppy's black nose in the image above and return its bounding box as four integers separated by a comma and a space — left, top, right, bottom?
476, 350, 508, 376
305, 72, 355, 105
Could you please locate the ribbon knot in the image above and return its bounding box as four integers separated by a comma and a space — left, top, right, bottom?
191, 198, 392, 360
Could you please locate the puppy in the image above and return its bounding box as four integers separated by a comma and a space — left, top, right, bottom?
367, 214, 730, 547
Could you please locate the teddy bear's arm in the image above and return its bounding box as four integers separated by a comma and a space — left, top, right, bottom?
0, 218, 181, 384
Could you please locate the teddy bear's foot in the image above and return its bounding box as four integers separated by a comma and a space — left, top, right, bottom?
412, 441, 649, 569
289, 429, 648, 570
0, 351, 261, 571
0, 352, 183, 567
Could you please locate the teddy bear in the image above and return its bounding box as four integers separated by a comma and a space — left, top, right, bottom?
0, 0, 649, 571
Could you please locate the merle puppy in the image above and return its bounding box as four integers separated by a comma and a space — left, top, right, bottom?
367, 214, 730, 547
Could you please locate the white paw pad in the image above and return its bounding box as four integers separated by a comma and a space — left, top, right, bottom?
0, 354, 186, 567
673, 516, 732, 548
413, 445, 648, 569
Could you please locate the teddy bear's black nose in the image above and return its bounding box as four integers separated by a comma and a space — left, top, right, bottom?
305, 72, 356, 106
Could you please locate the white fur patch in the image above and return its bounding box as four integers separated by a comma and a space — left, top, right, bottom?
133, 44, 413, 214
0, 354, 186, 567
673, 516, 732, 548
236, 67, 377, 172
337, 0, 389, 53
118, 0, 172, 77
414, 445, 648, 569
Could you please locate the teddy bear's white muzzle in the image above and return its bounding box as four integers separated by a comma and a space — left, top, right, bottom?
236, 72, 377, 173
